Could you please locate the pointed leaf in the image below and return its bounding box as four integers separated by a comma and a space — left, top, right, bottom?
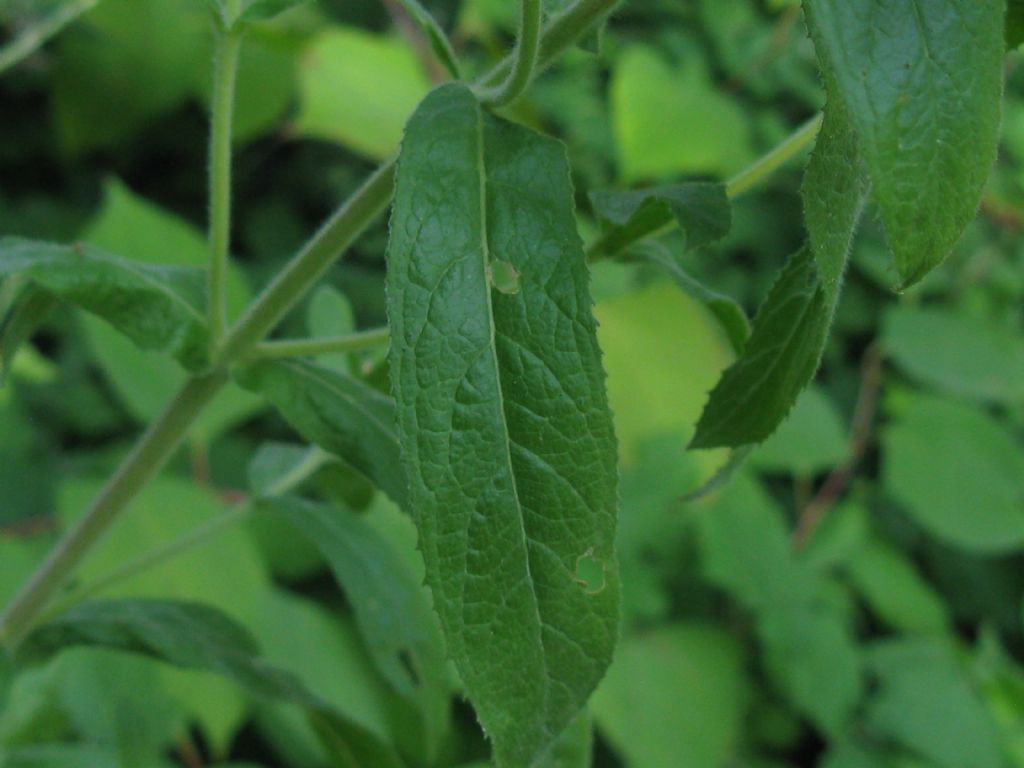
386, 82, 620, 767
235, 359, 406, 507
691, 247, 831, 449
804, 0, 1004, 287
17, 599, 403, 768
0, 237, 209, 370
261, 496, 451, 760
589, 182, 731, 258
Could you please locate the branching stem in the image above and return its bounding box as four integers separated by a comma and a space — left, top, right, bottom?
478, 0, 542, 107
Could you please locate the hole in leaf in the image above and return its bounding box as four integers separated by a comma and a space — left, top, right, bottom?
487, 259, 521, 295
574, 550, 606, 595
398, 648, 421, 688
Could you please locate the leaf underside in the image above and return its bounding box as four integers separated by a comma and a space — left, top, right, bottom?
386, 82, 620, 767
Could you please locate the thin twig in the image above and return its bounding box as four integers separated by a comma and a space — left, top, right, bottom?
793, 344, 885, 549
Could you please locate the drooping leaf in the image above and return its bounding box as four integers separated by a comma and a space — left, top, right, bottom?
883, 394, 1024, 553
235, 359, 406, 507
260, 496, 451, 760
386, 82, 620, 767
17, 599, 403, 768
804, 0, 1004, 287
589, 182, 732, 257
691, 247, 832, 449
0, 237, 209, 370
247, 442, 328, 499
392, 0, 461, 78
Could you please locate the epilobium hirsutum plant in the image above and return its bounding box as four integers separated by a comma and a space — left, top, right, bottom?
0, 0, 1011, 765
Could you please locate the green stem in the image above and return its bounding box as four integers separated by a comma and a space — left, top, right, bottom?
478, 0, 542, 107
214, 162, 397, 365
35, 448, 330, 626
245, 327, 390, 363
725, 113, 823, 199
586, 112, 823, 260
0, 0, 623, 652
0, 371, 228, 648
0, 0, 98, 76
207, 28, 243, 350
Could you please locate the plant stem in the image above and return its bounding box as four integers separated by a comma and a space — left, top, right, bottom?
245, 327, 390, 362
0, 0, 625, 651
478, 0, 542, 107
586, 112, 824, 260
0, 0, 98, 76
35, 447, 330, 626
207, 28, 243, 351
0, 371, 229, 648
725, 113, 823, 199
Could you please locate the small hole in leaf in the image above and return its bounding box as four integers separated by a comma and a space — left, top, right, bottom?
488, 260, 521, 295
398, 648, 421, 688
574, 550, 606, 595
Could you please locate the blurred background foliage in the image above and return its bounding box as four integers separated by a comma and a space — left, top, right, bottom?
1, 0, 1024, 766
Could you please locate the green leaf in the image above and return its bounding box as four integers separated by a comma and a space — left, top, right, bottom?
235, 359, 406, 507
81, 178, 260, 440
591, 624, 747, 768
261, 496, 451, 760
0, 237, 209, 370
803, 0, 1004, 287
691, 247, 832, 449
392, 0, 461, 78
589, 182, 732, 257
633, 242, 749, 354
882, 306, 1024, 406
611, 46, 753, 182
306, 285, 356, 373
294, 28, 431, 159
695, 474, 862, 735
16, 599, 404, 768
841, 537, 949, 634
386, 82, 620, 767
883, 394, 1024, 553
866, 638, 1005, 768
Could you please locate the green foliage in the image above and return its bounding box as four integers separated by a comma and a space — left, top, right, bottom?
386, 81, 619, 767
0, 0, 1021, 766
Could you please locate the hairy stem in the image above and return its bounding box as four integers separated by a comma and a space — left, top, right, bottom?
245, 327, 390, 362
478, 0, 542, 106
0, 372, 229, 647
207, 28, 243, 350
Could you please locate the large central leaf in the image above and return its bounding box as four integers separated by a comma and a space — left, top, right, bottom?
386, 82, 619, 767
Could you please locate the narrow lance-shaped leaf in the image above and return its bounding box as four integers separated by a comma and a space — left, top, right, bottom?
386, 82, 620, 767
17, 598, 404, 768
261, 496, 451, 760
804, 0, 1004, 288
0, 238, 209, 370
235, 359, 407, 508
693, 95, 868, 449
